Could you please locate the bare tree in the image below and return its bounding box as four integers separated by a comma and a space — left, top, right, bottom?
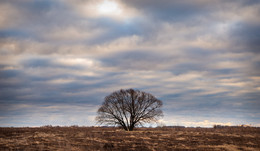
96, 89, 163, 131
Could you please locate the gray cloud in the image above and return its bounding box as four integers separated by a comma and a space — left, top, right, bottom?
100, 50, 172, 70
230, 22, 260, 53
122, 0, 216, 22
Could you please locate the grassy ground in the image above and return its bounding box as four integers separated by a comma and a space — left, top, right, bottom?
0, 126, 259, 151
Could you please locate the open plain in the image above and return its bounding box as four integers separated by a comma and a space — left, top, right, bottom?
0, 126, 259, 151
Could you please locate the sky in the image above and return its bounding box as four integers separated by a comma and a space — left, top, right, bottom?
0, 0, 260, 127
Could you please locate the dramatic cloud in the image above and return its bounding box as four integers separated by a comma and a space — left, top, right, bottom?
0, 0, 260, 127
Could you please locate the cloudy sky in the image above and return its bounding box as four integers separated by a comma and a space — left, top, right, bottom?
0, 0, 260, 127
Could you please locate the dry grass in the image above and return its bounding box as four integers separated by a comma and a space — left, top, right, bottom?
0, 126, 259, 150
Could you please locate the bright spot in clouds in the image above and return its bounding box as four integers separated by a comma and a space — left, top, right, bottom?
57, 58, 94, 67
97, 0, 122, 16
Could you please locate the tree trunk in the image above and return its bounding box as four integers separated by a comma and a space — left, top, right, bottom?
129, 124, 135, 131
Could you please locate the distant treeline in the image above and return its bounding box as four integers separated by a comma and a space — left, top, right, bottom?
213, 124, 253, 129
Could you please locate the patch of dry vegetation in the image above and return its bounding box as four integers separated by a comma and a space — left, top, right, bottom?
0, 126, 259, 150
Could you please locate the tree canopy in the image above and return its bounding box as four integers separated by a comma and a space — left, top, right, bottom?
96, 89, 163, 131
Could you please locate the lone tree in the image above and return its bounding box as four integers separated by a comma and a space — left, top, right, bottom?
96, 89, 163, 131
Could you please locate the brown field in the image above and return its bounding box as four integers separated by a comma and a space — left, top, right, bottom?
0, 126, 259, 151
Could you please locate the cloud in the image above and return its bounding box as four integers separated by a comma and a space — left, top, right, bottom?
230, 22, 260, 54
0, 0, 260, 127
0, 103, 99, 127
100, 50, 171, 70
183, 120, 232, 127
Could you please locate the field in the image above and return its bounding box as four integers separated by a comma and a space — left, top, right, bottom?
0, 126, 260, 151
